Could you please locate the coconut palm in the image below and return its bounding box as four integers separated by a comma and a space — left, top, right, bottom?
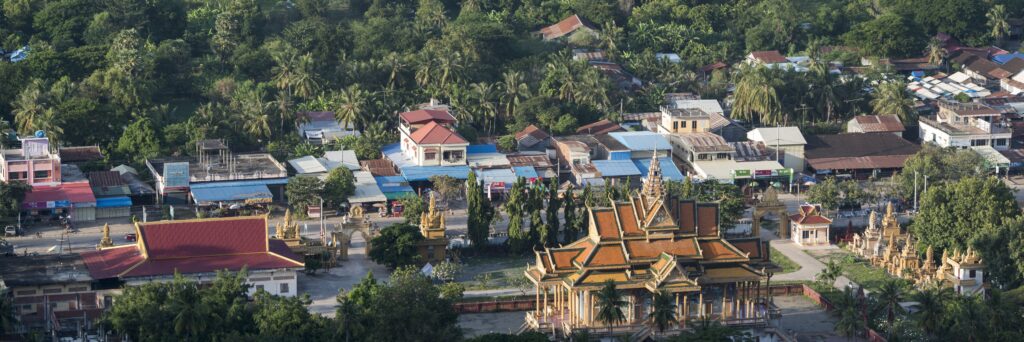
334, 85, 369, 133
594, 280, 627, 334
926, 38, 947, 70
911, 283, 953, 337
600, 21, 623, 59
499, 71, 530, 122
732, 66, 782, 125
648, 291, 678, 335
381, 52, 407, 91
271, 49, 298, 96
468, 82, 498, 134
273, 91, 294, 135
945, 295, 988, 342
816, 259, 843, 287
291, 53, 321, 100
873, 278, 907, 338
12, 80, 47, 135
810, 58, 840, 122
830, 286, 866, 340
871, 81, 915, 122
988, 5, 1011, 44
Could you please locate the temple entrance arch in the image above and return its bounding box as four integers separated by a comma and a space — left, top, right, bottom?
333, 207, 377, 260
752, 187, 789, 238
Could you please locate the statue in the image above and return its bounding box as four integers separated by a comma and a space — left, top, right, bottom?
99, 223, 113, 248
275, 209, 299, 239
350, 206, 365, 219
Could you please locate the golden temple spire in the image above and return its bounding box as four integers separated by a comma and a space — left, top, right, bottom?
925, 245, 934, 264
641, 153, 664, 203
885, 201, 894, 218
100, 223, 113, 248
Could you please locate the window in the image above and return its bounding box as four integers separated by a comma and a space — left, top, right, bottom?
43, 288, 62, 294
255, 285, 264, 291
8, 172, 26, 180
443, 150, 464, 162
424, 152, 437, 160
691, 121, 698, 129
971, 139, 987, 146
969, 270, 976, 278
21, 304, 32, 310
280, 283, 289, 294
802, 231, 810, 239
995, 138, 1008, 146
673, 121, 679, 130
33, 170, 48, 179
680, 121, 687, 128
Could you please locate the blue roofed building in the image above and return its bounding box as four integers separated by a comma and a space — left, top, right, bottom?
375, 176, 415, 200
607, 131, 673, 159
633, 157, 685, 181
591, 159, 642, 186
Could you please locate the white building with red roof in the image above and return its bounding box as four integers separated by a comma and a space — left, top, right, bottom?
81, 216, 304, 297
538, 14, 598, 41
398, 108, 469, 166
789, 204, 832, 247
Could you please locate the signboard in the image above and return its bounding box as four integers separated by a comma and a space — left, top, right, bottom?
22, 138, 49, 158
754, 170, 773, 177
23, 200, 70, 209
775, 168, 793, 176
163, 162, 190, 188
732, 169, 751, 178
491, 182, 506, 189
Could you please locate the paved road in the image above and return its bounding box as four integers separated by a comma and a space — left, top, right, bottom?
765, 193, 854, 290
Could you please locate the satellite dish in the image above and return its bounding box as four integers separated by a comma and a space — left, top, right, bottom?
34, 130, 45, 138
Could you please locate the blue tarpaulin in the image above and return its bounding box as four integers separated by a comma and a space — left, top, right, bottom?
400, 165, 471, 182
592, 160, 641, 177
633, 157, 685, 181
375, 176, 415, 200
609, 151, 633, 160
96, 196, 132, 208
191, 184, 272, 205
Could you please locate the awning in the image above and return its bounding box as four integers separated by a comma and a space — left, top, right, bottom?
512, 166, 539, 179
96, 196, 132, 208
349, 171, 387, 204
22, 183, 96, 209
191, 184, 273, 205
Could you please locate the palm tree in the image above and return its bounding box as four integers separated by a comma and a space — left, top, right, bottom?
988, 5, 1011, 44
334, 85, 369, 133
291, 53, 321, 100
816, 259, 843, 287
911, 283, 953, 337
594, 280, 627, 334
468, 82, 498, 134
500, 71, 530, 123
873, 278, 907, 338
381, 52, 407, 91
273, 91, 294, 135
831, 286, 866, 340
945, 295, 988, 342
732, 66, 781, 125
926, 38, 947, 71
600, 21, 623, 59
12, 80, 46, 135
648, 291, 678, 335
871, 81, 915, 123
271, 49, 298, 97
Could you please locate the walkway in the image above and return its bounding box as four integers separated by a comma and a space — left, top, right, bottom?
761, 217, 853, 290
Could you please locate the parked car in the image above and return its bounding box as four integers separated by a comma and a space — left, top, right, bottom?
124, 233, 137, 242
3, 226, 19, 237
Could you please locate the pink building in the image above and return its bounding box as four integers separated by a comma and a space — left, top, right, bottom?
0, 136, 61, 185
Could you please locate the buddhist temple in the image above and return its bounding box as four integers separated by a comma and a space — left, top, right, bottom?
788, 204, 831, 246
524, 154, 776, 337
848, 204, 987, 295
417, 192, 448, 264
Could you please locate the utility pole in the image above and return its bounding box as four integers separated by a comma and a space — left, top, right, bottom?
913, 171, 919, 212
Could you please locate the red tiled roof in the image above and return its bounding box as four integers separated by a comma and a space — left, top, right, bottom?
515, 125, 550, 141
748, 50, 788, 64
615, 203, 642, 236
593, 210, 620, 239
80, 217, 303, 279
297, 111, 335, 122
790, 204, 833, 225
701, 62, 728, 73
624, 238, 700, 259
58, 146, 103, 163
539, 15, 597, 40
696, 205, 718, 237
699, 240, 746, 262
400, 109, 456, 125
361, 159, 399, 176
585, 244, 627, 266
408, 121, 468, 145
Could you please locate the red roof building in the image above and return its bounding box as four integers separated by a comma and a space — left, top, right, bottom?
399, 109, 456, 126
576, 119, 624, 135
745, 50, 789, 65
539, 14, 598, 41
789, 204, 832, 246
81, 216, 304, 296
408, 121, 468, 145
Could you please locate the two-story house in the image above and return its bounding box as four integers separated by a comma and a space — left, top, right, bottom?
919, 101, 1012, 150
0, 135, 61, 186
398, 109, 469, 166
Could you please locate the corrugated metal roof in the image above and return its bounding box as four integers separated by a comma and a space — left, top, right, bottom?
607, 131, 672, 151
512, 166, 539, 179
350, 171, 387, 203
478, 168, 518, 187
189, 178, 288, 188
375, 176, 414, 199
592, 160, 641, 177
467, 144, 499, 154
323, 150, 360, 170
191, 184, 272, 205
633, 157, 685, 181
289, 155, 328, 174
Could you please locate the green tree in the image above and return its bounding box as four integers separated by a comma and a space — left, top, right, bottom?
506, 177, 530, 253
0, 181, 31, 220
398, 193, 424, 224
116, 117, 161, 167
286, 176, 324, 216
428, 175, 460, 206
649, 291, 678, 335
342, 266, 462, 341
732, 66, 781, 125
368, 223, 424, 269
334, 84, 368, 132
806, 177, 841, 211
871, 81, 915, 122
466, 171, 494, 249
912, 176, 1019, 284
562, 187, 582, 242
893, 144, 985, 200
987, 4, 1010, 44
911, 284, 954, 337
816, 259, 843, 287
831, 286, 866, 339
594, 280, 626, 334
0, 287, 15, 335
322, 167, 356, 207
544, 178, 560, 247
873, 278, 908, 338
843, 13, 926, 58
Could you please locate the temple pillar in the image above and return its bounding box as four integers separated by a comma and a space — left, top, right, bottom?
543, 287, 548, 318
698, 290, 704, 317
535, 285, 540, 317
683, 294, 689, 318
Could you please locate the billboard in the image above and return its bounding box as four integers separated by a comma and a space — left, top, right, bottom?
22, 138, 49, 158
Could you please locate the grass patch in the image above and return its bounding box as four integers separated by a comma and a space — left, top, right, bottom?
770, 246, 802, 274
816, 249, 897, 291
456, 255, 532, 291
